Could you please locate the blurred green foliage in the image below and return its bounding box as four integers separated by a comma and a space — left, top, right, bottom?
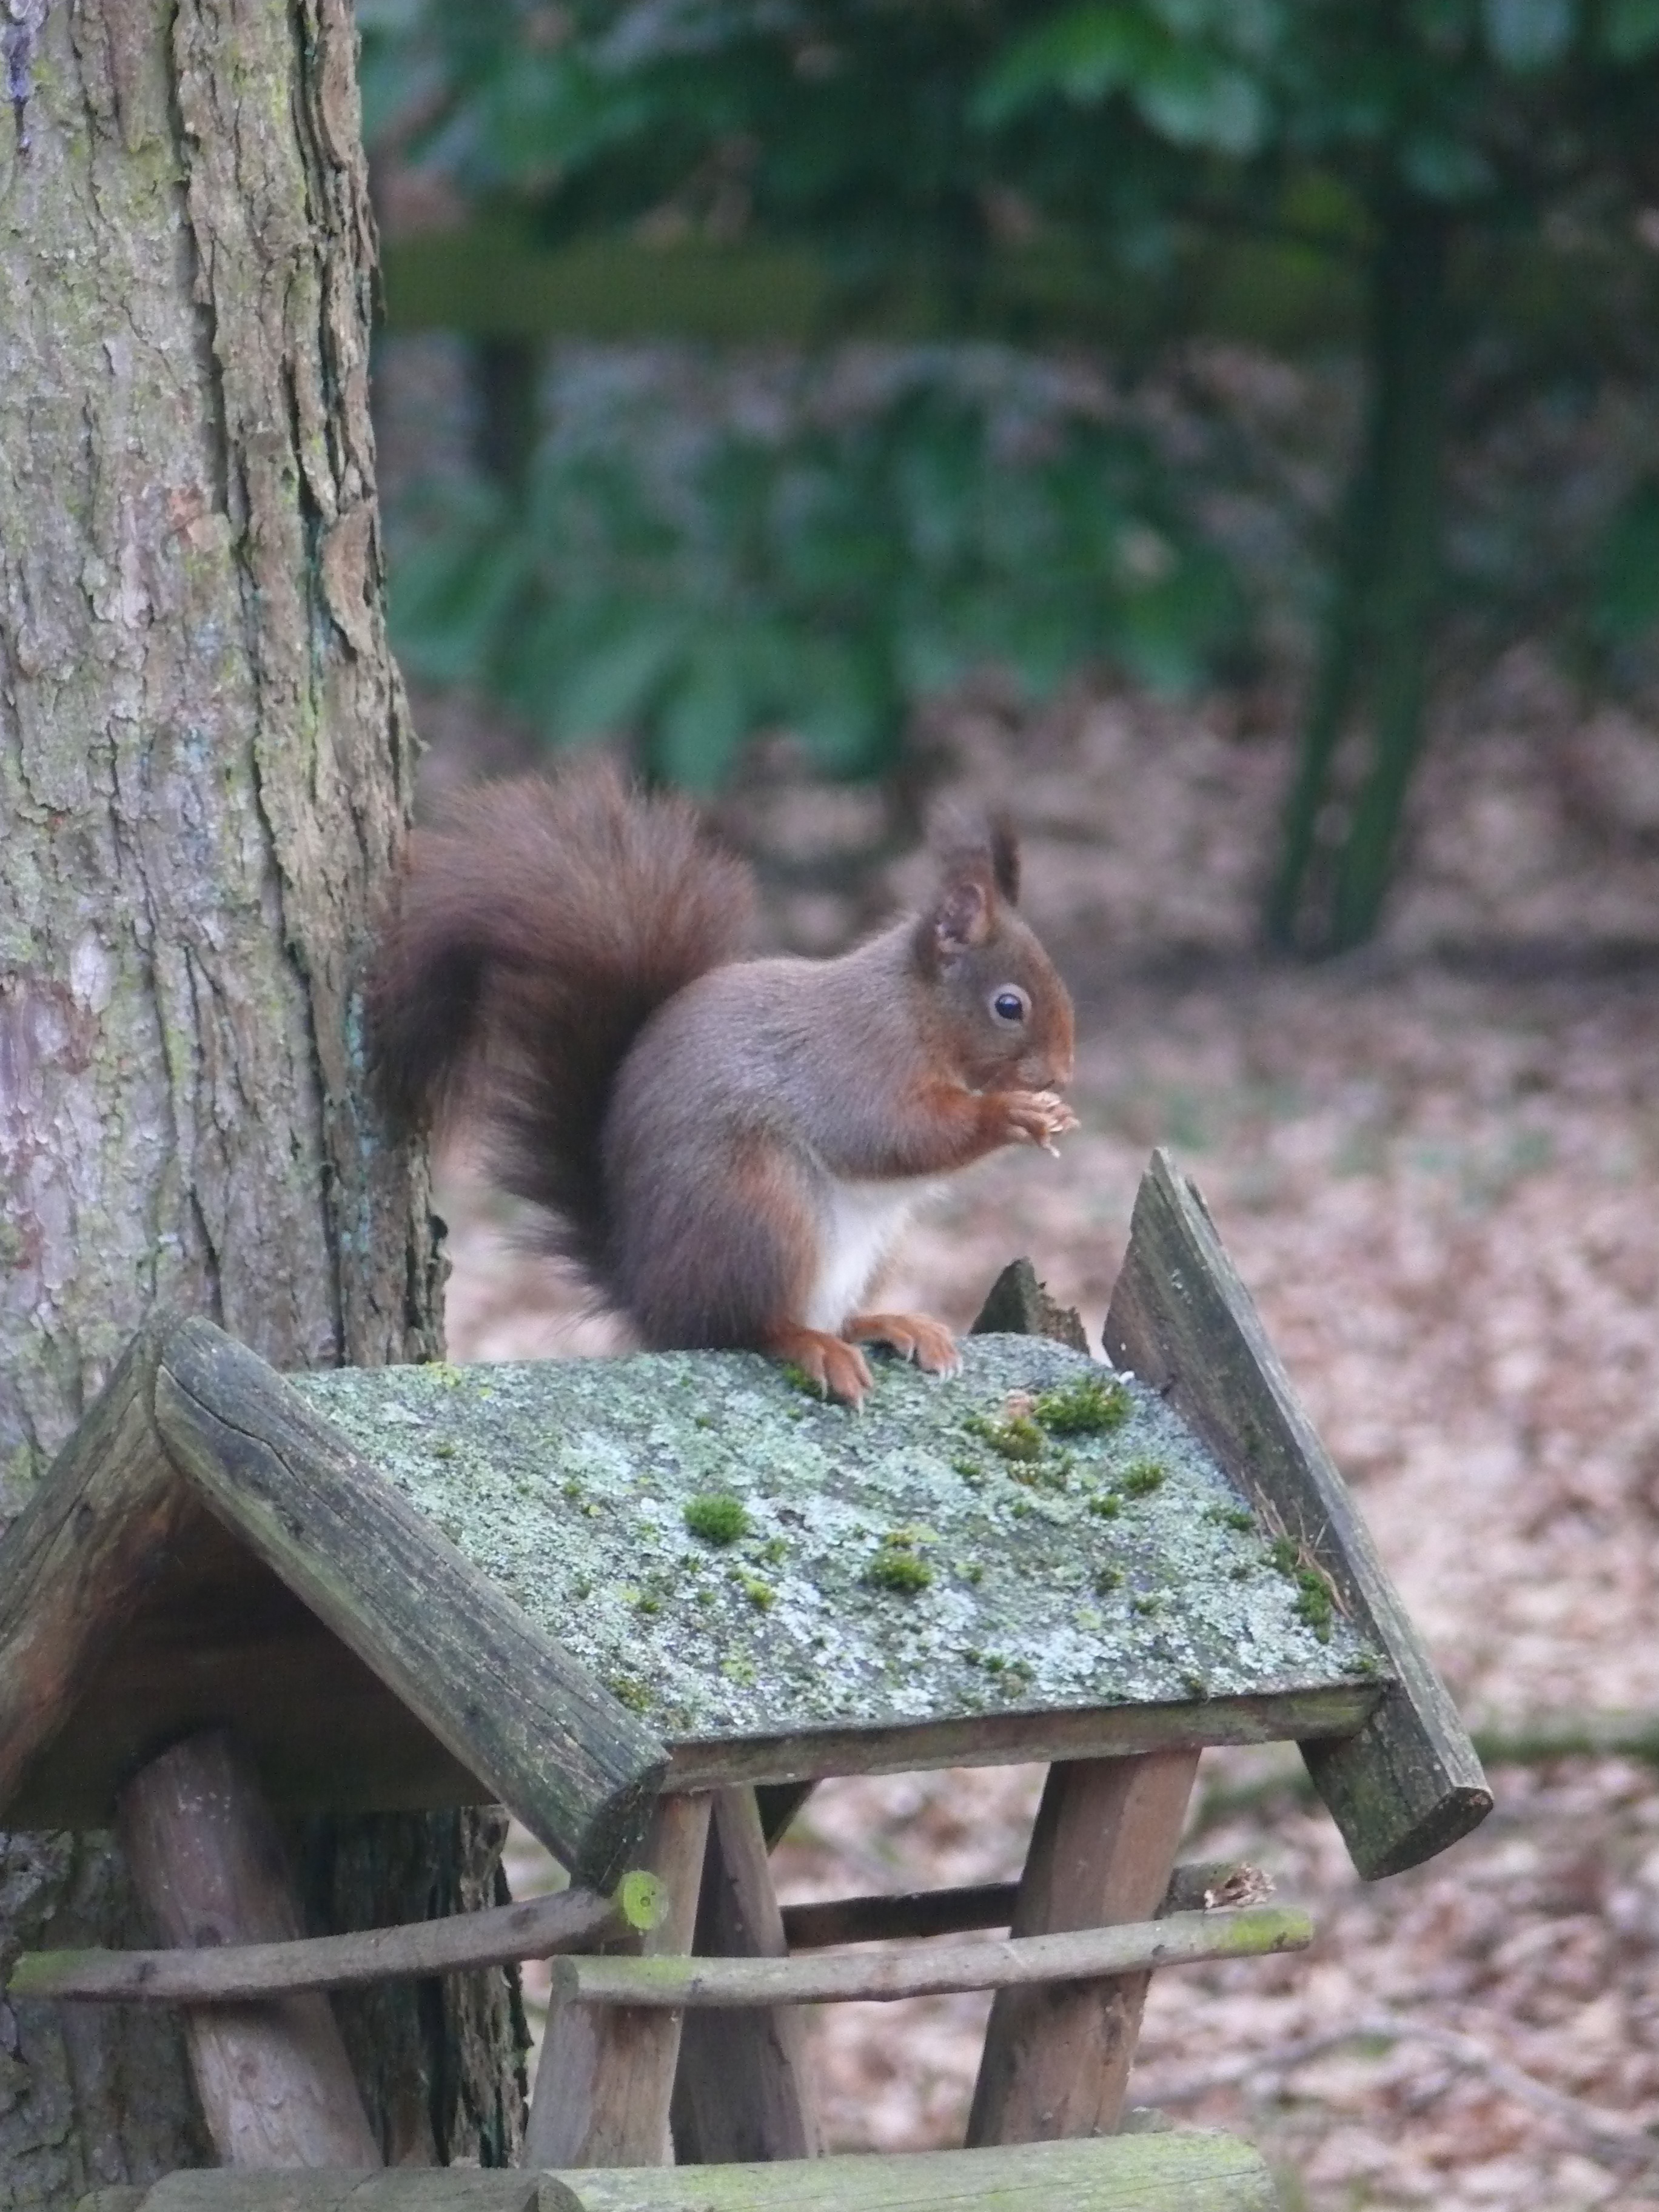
1595, 480, 1659, 649
364, 0, 1659, 947
391, 356, 1241, 789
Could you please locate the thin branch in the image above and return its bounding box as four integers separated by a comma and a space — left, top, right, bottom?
7, 1884, 623, 2005
552, 1905, 1313, 2009
1136, 2009, 1658, 2171
1472, 1712, 1659, 1766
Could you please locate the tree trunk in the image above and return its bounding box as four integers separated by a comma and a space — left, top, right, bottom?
0, 0, 522, 2199
1265, 197, 1452, 956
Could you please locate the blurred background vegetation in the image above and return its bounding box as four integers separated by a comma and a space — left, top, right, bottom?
360, 0, 1659, 956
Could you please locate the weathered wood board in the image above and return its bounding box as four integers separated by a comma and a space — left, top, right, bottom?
293, 1332, 1387, 1783
72, 2128, 1284, 2210
153, 1324, 672, 1889
0, 1319, 668, 1888
1105, 1149, 1492, 1877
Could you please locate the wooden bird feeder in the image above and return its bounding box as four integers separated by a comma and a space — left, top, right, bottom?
0, 1152, 1490, 2211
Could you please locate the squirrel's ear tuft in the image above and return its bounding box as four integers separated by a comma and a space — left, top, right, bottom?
930, 806, 1021, 902
918, 805, 1020, 962
987, 813, 1021, 906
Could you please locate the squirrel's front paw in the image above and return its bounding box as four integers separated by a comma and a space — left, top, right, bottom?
999, 1090, 1081, 1155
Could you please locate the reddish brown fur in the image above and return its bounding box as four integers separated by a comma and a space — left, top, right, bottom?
365, 763, 1076, 1403
365, 762, 754, 1282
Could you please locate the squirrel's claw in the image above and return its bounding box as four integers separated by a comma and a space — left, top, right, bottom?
763, 1324, 874, 1409
1000, 1088, 1081, 1153
848, 1311, 962, 1377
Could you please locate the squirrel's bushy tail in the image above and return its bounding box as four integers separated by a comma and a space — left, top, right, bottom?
366, 760, 754, 1281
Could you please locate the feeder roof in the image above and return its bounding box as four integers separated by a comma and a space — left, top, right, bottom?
0, 1152, 1492, 1885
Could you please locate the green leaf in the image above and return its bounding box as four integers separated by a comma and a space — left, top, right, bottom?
1399, 133, 1496, 199
1133, 52, 1269, 154
547, 609, 694, 739
974, 5, 1157, 126
1483, 0, 1577, 67
786, 638, 900, 777
1594, 483, 1659, 643
651, 632, 756, 790
1601, 0, 1659, 58
389, 524, 529, 688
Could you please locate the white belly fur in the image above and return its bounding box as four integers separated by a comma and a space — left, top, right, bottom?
805, 1178, 936, 1333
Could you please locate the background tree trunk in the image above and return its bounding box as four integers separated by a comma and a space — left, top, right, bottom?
0, 1, 524, 2199
1265, 198, 1452, 957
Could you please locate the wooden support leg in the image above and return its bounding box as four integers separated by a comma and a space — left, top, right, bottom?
967, 1749, 1201, 2146
116, 1728, 381, 2170
754, 1780, 816, 1848
523, 1791, 711, 2169
671, 1786, 822, 2165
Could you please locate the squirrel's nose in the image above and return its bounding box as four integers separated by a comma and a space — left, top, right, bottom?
1022, 1046, 1073, 1091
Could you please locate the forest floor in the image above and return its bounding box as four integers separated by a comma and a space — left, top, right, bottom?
429, 654, 1659, 2209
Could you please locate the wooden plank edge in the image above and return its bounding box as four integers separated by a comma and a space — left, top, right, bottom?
152, 1319, 669, 1888
550, 1903, 1312, 2008
1104, 1149, 1492, 1879
557, 2131, 1281, 2210
0, 1313, 189, 1819
665, 1678, 1381, 1791
85, 2177, 580, 2212
970, 1258, 1090, 1351
79, 2129, 1282, 2211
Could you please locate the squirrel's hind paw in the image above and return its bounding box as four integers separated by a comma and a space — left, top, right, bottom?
762, 1325, 874, 1408
847, 1312, 962, 1378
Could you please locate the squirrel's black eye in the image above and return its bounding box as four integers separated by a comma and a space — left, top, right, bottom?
991, 987, 1029, 1026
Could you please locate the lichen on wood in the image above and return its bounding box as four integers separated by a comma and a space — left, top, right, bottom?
297, 1336, 1384, 1751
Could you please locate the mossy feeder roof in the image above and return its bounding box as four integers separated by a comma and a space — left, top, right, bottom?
0, 1151, 1490, 1885
298, 1337, 1384, 1779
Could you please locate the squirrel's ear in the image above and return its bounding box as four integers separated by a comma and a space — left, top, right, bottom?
929, 808, 1021, 905
930, 870, 993, 956
919, 807, 1019, 963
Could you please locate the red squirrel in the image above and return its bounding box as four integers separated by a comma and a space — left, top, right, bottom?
367, 761, 1078, 1405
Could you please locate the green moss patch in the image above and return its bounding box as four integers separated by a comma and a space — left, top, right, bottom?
1033, 1374, 1132, 1435
683, 1493, 751, 1546
964, 1409, 1045, 1463
865, 1530, 934, 1595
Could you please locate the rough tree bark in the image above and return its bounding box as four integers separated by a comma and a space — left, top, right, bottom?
0, 1, 525, 2200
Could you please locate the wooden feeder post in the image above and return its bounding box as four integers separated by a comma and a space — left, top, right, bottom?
967, 1747, 1201, 2143
525, 1791, 712, 2168
117, 1729, 380, 2168
671, 1786, 822, 2163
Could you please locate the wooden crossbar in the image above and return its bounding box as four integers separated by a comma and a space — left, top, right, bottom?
5, 1885, 632, 2006
549, 1905, 1312, 2008
4, 1860, 1268, 2006
780, 1858, 1269, 1951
